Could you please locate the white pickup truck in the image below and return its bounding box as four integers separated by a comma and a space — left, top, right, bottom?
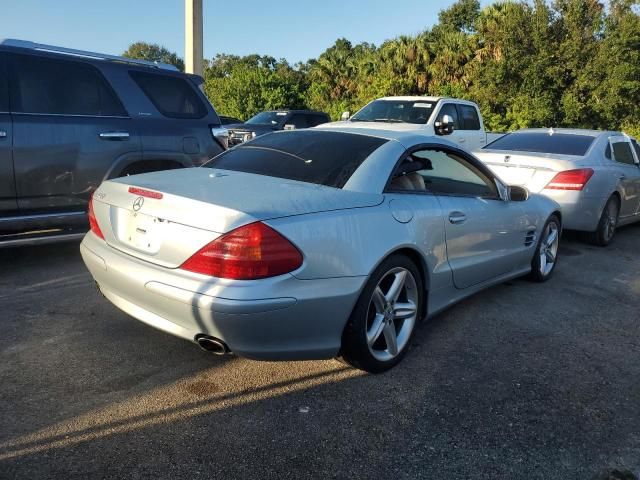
323, 96, 502, 151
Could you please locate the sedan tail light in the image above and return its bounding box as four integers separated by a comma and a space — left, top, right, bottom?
545, 168, 594, 191
181, 222, 303, 280
88, 193, 105, 240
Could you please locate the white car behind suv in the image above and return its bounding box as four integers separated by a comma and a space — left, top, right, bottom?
322, 96, 502, 151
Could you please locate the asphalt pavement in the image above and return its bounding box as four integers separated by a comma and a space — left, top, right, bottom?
1, 226, 639, 479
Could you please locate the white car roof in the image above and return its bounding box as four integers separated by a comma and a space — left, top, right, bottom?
377, 96, 443, 102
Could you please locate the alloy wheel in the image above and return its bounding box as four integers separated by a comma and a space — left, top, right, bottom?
366, 267, 418, 362
602, 200, 618, 243
539, 222, 559, 277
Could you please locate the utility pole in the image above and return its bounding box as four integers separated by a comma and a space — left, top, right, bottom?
185, 0, 203, 75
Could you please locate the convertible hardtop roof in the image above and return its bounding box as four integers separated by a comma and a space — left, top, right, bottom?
309, 125, 460, 148
511, 128, 622, 138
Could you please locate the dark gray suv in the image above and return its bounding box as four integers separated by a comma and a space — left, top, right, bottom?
0, 39, 227, 246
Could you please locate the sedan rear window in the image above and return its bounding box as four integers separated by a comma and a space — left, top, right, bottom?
204, 130, 388, 188
485, 133, 595, 156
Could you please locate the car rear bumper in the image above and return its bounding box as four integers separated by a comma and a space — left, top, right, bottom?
80, 233, 365, 360
541, 189, 607, 232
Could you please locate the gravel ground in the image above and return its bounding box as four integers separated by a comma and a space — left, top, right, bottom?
1, 226, 639, 479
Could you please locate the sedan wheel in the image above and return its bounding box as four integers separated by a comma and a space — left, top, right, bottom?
583, 196, 619, 247
341, 254, 423, 373
529, 215, 561, 282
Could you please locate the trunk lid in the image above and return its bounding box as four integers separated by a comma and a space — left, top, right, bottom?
92, 168, 383, 268
475, 150, 588, 193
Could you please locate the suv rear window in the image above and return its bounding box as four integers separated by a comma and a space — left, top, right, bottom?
485, 132, 595, 156
204, 130, 388, 188
10, 54, 126, 116
130, 70, 206, 119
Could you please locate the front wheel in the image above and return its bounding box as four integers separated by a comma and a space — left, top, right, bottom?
340, 254, 423, 373
528, 215, 561, 282
583, 196, 619, 247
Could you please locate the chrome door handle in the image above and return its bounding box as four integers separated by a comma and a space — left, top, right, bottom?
457, 138, 466, 143
0, 131, 6, 138
449, 212, 467, 224
99, 131, 130, 140
619, 174, 627, 180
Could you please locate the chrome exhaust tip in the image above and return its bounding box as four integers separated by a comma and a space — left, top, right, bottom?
195, 335, 229, 355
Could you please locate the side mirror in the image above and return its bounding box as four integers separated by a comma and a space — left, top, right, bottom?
434, 114, 455, 136
283, 124, 296, 131
210, 127, 229, 149
508, 185, 529, 202
340, 111, 351, 121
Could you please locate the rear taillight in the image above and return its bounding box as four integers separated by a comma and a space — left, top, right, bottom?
545, 168, 594, 191
88, 194, 105, 240
181, 222, 303, 280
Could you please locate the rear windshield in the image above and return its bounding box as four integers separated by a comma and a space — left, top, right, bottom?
485, 132, 595, 156
204, 130, 388, 188
129, 70, 207, 119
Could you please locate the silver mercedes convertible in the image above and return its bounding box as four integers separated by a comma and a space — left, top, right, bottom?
81, 128, 561, 373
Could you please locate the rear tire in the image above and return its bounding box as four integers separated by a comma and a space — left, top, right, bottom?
528, 214, 561, 282
582, 196, 619, 247
340, 254, 423, 373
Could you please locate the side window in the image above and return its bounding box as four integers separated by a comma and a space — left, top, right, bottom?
9, 54, 126, 116
130, 70, 207, 119
287, 114, 309, 129
309, 114, 328, 127
612, 141, 636, 165
631, 140, 640, 162
436, 103, 460, 130
459, 105, 481, 130
389, 148, 497, 198
0, 55, 7, 112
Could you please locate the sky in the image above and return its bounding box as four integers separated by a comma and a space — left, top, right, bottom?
1, 0, 492, 64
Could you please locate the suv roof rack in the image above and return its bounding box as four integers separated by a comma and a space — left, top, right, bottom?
0, 38, 180, 71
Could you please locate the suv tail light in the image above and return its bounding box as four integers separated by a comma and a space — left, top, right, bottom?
88, 194, 105, 240
545, 168, 594, 191
181, 222, 303, 280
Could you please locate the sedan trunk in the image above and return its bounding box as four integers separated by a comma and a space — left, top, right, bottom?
475, 151, 589, 193
91, 168, 383, 268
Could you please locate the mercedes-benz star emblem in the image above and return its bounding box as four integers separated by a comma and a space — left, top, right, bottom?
504, 155, 511, 163
133, 197, 144, 211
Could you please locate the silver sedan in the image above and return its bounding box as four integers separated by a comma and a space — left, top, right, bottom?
476, 128, 640, 246
81, 128, 561, 372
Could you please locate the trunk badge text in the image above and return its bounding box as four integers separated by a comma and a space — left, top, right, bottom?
133, 197, 144, 211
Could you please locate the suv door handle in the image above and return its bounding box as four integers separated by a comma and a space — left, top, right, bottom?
99, 131, 130, 140
449, 212, 467, 224
619, 174, 627, 180
0, 131, 7, 138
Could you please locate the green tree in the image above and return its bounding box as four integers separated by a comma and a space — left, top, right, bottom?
122, 42, 185, 71
204, 54, 306, 120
